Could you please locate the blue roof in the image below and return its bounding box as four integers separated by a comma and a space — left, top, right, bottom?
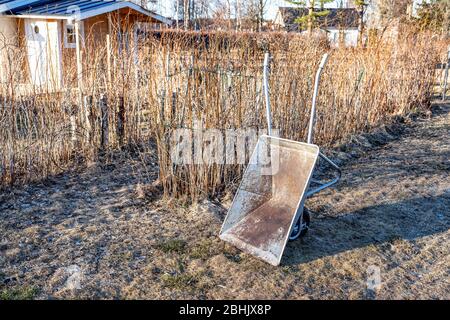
11, 0, 116, 15
0, 1, 48, 13
0, 0, 171, 23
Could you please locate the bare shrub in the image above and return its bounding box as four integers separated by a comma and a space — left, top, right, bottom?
0, 26, 447, 200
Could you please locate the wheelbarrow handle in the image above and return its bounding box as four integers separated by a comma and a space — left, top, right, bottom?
263, 52, 272, 136
308, 53, 329, 145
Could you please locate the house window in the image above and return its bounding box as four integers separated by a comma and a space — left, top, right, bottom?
66, 24, 76, 45
64, 20, 84, 49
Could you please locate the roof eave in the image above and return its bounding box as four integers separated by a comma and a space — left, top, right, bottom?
77, 2, 171, 24
7, 13, 69, 19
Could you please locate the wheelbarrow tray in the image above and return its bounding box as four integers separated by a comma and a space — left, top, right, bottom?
220, 135, 319, 266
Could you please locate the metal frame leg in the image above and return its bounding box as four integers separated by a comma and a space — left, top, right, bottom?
306, 152, 341, 197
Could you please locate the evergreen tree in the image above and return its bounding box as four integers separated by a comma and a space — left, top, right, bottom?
415, 0, 450, 35
284, 0, 334, 33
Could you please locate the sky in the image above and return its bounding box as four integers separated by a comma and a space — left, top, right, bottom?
153, 0, 348, 20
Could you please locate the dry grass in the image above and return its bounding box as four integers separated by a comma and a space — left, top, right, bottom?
0, 102, 448, 299
0, 26, 448, 201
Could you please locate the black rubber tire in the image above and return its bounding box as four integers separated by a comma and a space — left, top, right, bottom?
289, 208, 311, 241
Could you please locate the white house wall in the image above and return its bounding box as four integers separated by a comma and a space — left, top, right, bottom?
343, 29, 359, 47
24, 18, 63, 90
327, 28, 359, 47
273, 9, 285, 28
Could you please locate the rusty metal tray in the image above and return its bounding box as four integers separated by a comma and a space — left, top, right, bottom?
219, 135, 319, 266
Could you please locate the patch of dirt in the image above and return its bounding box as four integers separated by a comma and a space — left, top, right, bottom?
0, 102, 449, 300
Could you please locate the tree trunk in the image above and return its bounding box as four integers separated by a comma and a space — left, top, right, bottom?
191, 0, 196, 30
444, 5, 450, 38
176, 0, 179, 29
358, 5, 365, 46
236, 0, 241, 32
183, 0, 189, 30
258, 0, 264, 32
308, 3, 314, 34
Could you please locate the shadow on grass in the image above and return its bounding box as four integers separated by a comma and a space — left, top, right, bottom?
282, 193, 450, 265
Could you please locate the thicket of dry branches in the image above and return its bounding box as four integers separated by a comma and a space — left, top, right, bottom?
0, 28, 446, 200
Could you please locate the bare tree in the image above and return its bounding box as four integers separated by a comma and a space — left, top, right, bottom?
354, 0, 368, 46
377, 0, 412, 20
236, 0, 242, 31
210, 0, 234, 30
415, 0, 450, 35
184, 0, 190, 30
172, 0, 189, 29
175, 0, 180, 29
243, 0, 269, 31
171, 0, 271, 31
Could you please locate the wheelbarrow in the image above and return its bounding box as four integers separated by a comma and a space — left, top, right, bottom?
219, 53, 341, 266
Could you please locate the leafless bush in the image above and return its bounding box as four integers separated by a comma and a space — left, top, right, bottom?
0, 27, 446, 201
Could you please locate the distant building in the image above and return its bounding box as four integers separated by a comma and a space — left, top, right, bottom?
273, 7, 361, 47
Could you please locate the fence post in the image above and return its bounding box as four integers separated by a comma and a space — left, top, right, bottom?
84, 95, 94, 142
171, 91, 177, 124
442, 46, 450, 101
117, 96, 125, 146
83, 95, 92, 143
70, 104, 77, 145
99, 94, 109, 149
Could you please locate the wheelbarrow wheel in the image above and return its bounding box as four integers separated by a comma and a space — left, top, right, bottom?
289, 208, 311, 241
